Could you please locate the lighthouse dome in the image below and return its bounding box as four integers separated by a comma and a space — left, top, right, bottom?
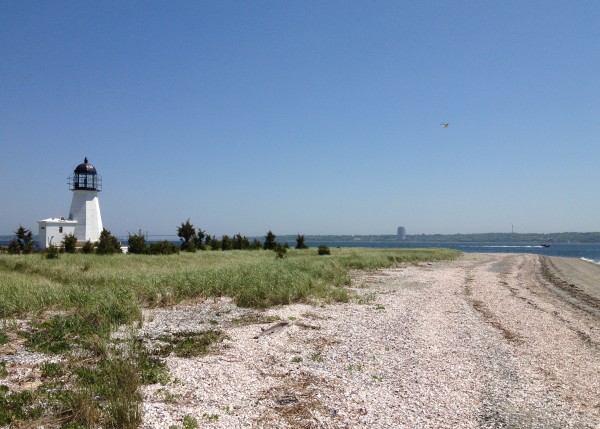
74, 157, 97, 175
69, 157, 102, 192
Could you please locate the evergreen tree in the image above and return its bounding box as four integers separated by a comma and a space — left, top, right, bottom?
233, 233, 250, 250
195, 228, 207, 250
295, 234, 308, 249
233, 233, 242, 250
177, 219, 197, 252
221, 235, 233, 251
263, 230, 277, 250
96, 229, 122, 255
210, 235, 222, 251
11, 225, 36, 254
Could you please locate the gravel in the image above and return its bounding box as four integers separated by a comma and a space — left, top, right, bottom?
139, 253, 600, 428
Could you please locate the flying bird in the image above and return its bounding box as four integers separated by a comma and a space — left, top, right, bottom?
441, 123, 449, 128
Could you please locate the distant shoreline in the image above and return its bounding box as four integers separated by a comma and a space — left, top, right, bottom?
275, 232, 600, 244
2, 231, 600, 246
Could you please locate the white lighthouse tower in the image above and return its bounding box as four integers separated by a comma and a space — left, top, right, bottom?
38, 158, 104, 249
68, 157, 103, 243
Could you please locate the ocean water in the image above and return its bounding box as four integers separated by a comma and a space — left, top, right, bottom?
3, 238, 599, 265
304, 241, 600, 265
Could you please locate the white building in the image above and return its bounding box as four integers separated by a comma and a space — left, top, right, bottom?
38, 158, 103, 249
38, 217, 77, 249
397, 226, 406, 241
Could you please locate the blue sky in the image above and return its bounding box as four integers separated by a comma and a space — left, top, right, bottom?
1, 0, 599, 237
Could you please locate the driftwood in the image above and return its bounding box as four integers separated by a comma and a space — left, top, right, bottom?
254, 321, 289, 339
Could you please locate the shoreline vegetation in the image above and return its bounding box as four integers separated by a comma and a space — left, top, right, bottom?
2, 231, 600, 247
0, 247, 460, 428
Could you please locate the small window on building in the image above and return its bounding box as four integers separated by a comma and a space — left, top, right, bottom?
41, 226, 45, 230
59, 227, 63, 233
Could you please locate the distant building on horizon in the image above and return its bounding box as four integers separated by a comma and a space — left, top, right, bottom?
397, 226, 406, 241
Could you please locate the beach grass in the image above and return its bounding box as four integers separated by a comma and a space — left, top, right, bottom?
0, 246, 460, 427
0, 247, 460, 321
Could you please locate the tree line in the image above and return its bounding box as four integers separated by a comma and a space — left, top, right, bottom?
128, 219, 310, 255
1, 221, 312, 257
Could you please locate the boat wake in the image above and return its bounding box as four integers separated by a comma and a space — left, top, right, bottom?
478, 245, 543, 248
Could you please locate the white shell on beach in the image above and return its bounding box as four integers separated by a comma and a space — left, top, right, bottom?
136, 254, 600, 428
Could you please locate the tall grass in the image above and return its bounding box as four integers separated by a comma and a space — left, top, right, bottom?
0, 247, 460, 320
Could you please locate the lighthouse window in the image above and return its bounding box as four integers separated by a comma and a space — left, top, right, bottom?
59, 227, 63, 233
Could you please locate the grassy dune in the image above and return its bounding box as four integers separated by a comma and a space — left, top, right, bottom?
0, 247, 460, 428
0, 247, 460, 321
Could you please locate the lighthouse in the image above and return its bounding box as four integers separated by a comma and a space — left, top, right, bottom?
38, 158, 104, 249
68, 157, 103, 243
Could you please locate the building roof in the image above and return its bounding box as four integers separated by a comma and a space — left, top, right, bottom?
74, 157, 97, 175
38, 217, 78, 224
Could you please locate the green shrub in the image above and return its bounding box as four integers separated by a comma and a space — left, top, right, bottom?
181, 241, 197, 252
184, 415, 200, 428
45, 245, 60, 259
148, 241, 179, 255
63, 233, 78, 253
127, 231, 147, 255
274, 244, 287, 258
81, 240, 95, 254
7, 239, 20, 255
318, 245, 331, 255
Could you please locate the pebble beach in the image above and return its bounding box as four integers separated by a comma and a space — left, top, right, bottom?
140, 253, 600, 428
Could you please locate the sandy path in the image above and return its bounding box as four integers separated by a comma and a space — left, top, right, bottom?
141, 253, 600, 428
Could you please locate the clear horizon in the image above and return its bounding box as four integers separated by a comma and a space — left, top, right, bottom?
2, 1, 599, 237
2, 230, 600, 240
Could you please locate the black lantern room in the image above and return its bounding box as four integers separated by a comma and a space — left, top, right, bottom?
69, 157, 102, 191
